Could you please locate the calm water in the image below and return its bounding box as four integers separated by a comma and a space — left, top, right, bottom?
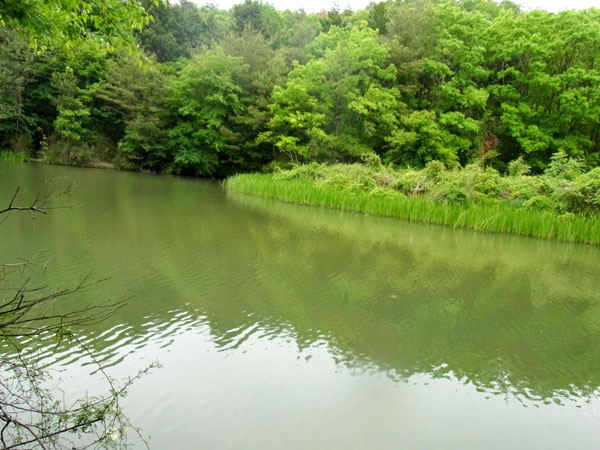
1, 162, 600, 449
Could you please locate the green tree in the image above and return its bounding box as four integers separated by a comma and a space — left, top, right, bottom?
219, 29, 288, 174
386, 110, 455, 166
94, 48, 169, 171
485, 8, 600, 169
168, 48, 247, 176
0, 27, 38, 153
138, 0, 230, 62
262, 24, 402, 162
279, 11, 321, 65
0, 0, 150, 49
43, 40, 116, 164
231, 0, 285, 43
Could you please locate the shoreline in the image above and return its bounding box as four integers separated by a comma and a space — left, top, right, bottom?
4, 154, 599, 245
226, 172, 600, 246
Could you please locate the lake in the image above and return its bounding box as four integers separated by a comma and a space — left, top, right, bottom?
1, 162, 599, 449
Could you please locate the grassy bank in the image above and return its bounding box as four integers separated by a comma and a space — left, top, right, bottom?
226, 163, 600, 245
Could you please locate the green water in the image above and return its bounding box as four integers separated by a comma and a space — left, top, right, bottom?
1, 162, 600, 449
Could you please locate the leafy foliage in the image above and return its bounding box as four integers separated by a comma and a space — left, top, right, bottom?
262, 24, 401, 162
0, 0, 599, 181
167, 49, 247, 176
0, 0, 150, 49
255, 155, 600, 216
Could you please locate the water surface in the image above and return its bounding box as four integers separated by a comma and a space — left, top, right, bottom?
1, 162, 599, 449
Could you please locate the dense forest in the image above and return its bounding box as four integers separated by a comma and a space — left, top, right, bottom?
1, 0, 599, 178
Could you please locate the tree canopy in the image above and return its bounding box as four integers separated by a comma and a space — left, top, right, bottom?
0, 0, 150, 49
1, 0, 599, 176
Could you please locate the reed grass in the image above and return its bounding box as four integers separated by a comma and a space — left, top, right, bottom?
0, 151, 27, 162
227, 173, 600, 245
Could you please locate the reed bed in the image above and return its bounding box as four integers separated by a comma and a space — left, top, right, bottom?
227, 173, 600, 245
0, 151, 27, 162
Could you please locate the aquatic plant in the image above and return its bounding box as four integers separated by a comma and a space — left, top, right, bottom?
0, 151, 27, 162
227, 167, 600, 245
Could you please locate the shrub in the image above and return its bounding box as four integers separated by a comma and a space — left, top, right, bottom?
423, 160, 446, 182
372, 168, 398, 187
319, 173, 364, 192
507, 157, 531, 177
391, 169, 428, 195
45, 138, 95, 166
360, 152, 383, 169
8, 134, 32, 156
577, 168, 600, 210
505, 176, 543, 203
273, 162, 322, 180
431, 182, 470, 204
45, 135, 116, 166
545, 151, 584, 180
524, 195, 559, 211
463, 165, 503, 198
546, 178, 586, 212
367, 186, 402, 199
251, 160, 600, 217
262, 161, 296, 173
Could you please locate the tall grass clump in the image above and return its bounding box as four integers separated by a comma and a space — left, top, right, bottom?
0, 151, 27, 162
227, 155, 600, 245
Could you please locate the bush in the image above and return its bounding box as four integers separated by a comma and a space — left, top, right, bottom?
391, 169, 428, 195
431, 182, 470, 204
8, 134, 32, 156
459, 164, 503, 199
524, 195, 559, 211
577, 168, 600, 210
423, 160, 446, 182
360, 152, 383, 169
372, 169, 398, 187
45, 135, 116, 166
507, 157, 531, 177
262, 160, 296, 173
545, 151, 584, 180
319, 172, 364, 192
505, 176, 543, 204
45, 138, 96, 166
272, 162, 322, 180
254, 160, 600, 216
367, 186, 402, 199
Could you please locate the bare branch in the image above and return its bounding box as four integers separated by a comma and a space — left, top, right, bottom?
0, 182, 154, 449
0, 182, 75, 220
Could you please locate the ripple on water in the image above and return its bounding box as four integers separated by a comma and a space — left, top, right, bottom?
3, 163, 600, 450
